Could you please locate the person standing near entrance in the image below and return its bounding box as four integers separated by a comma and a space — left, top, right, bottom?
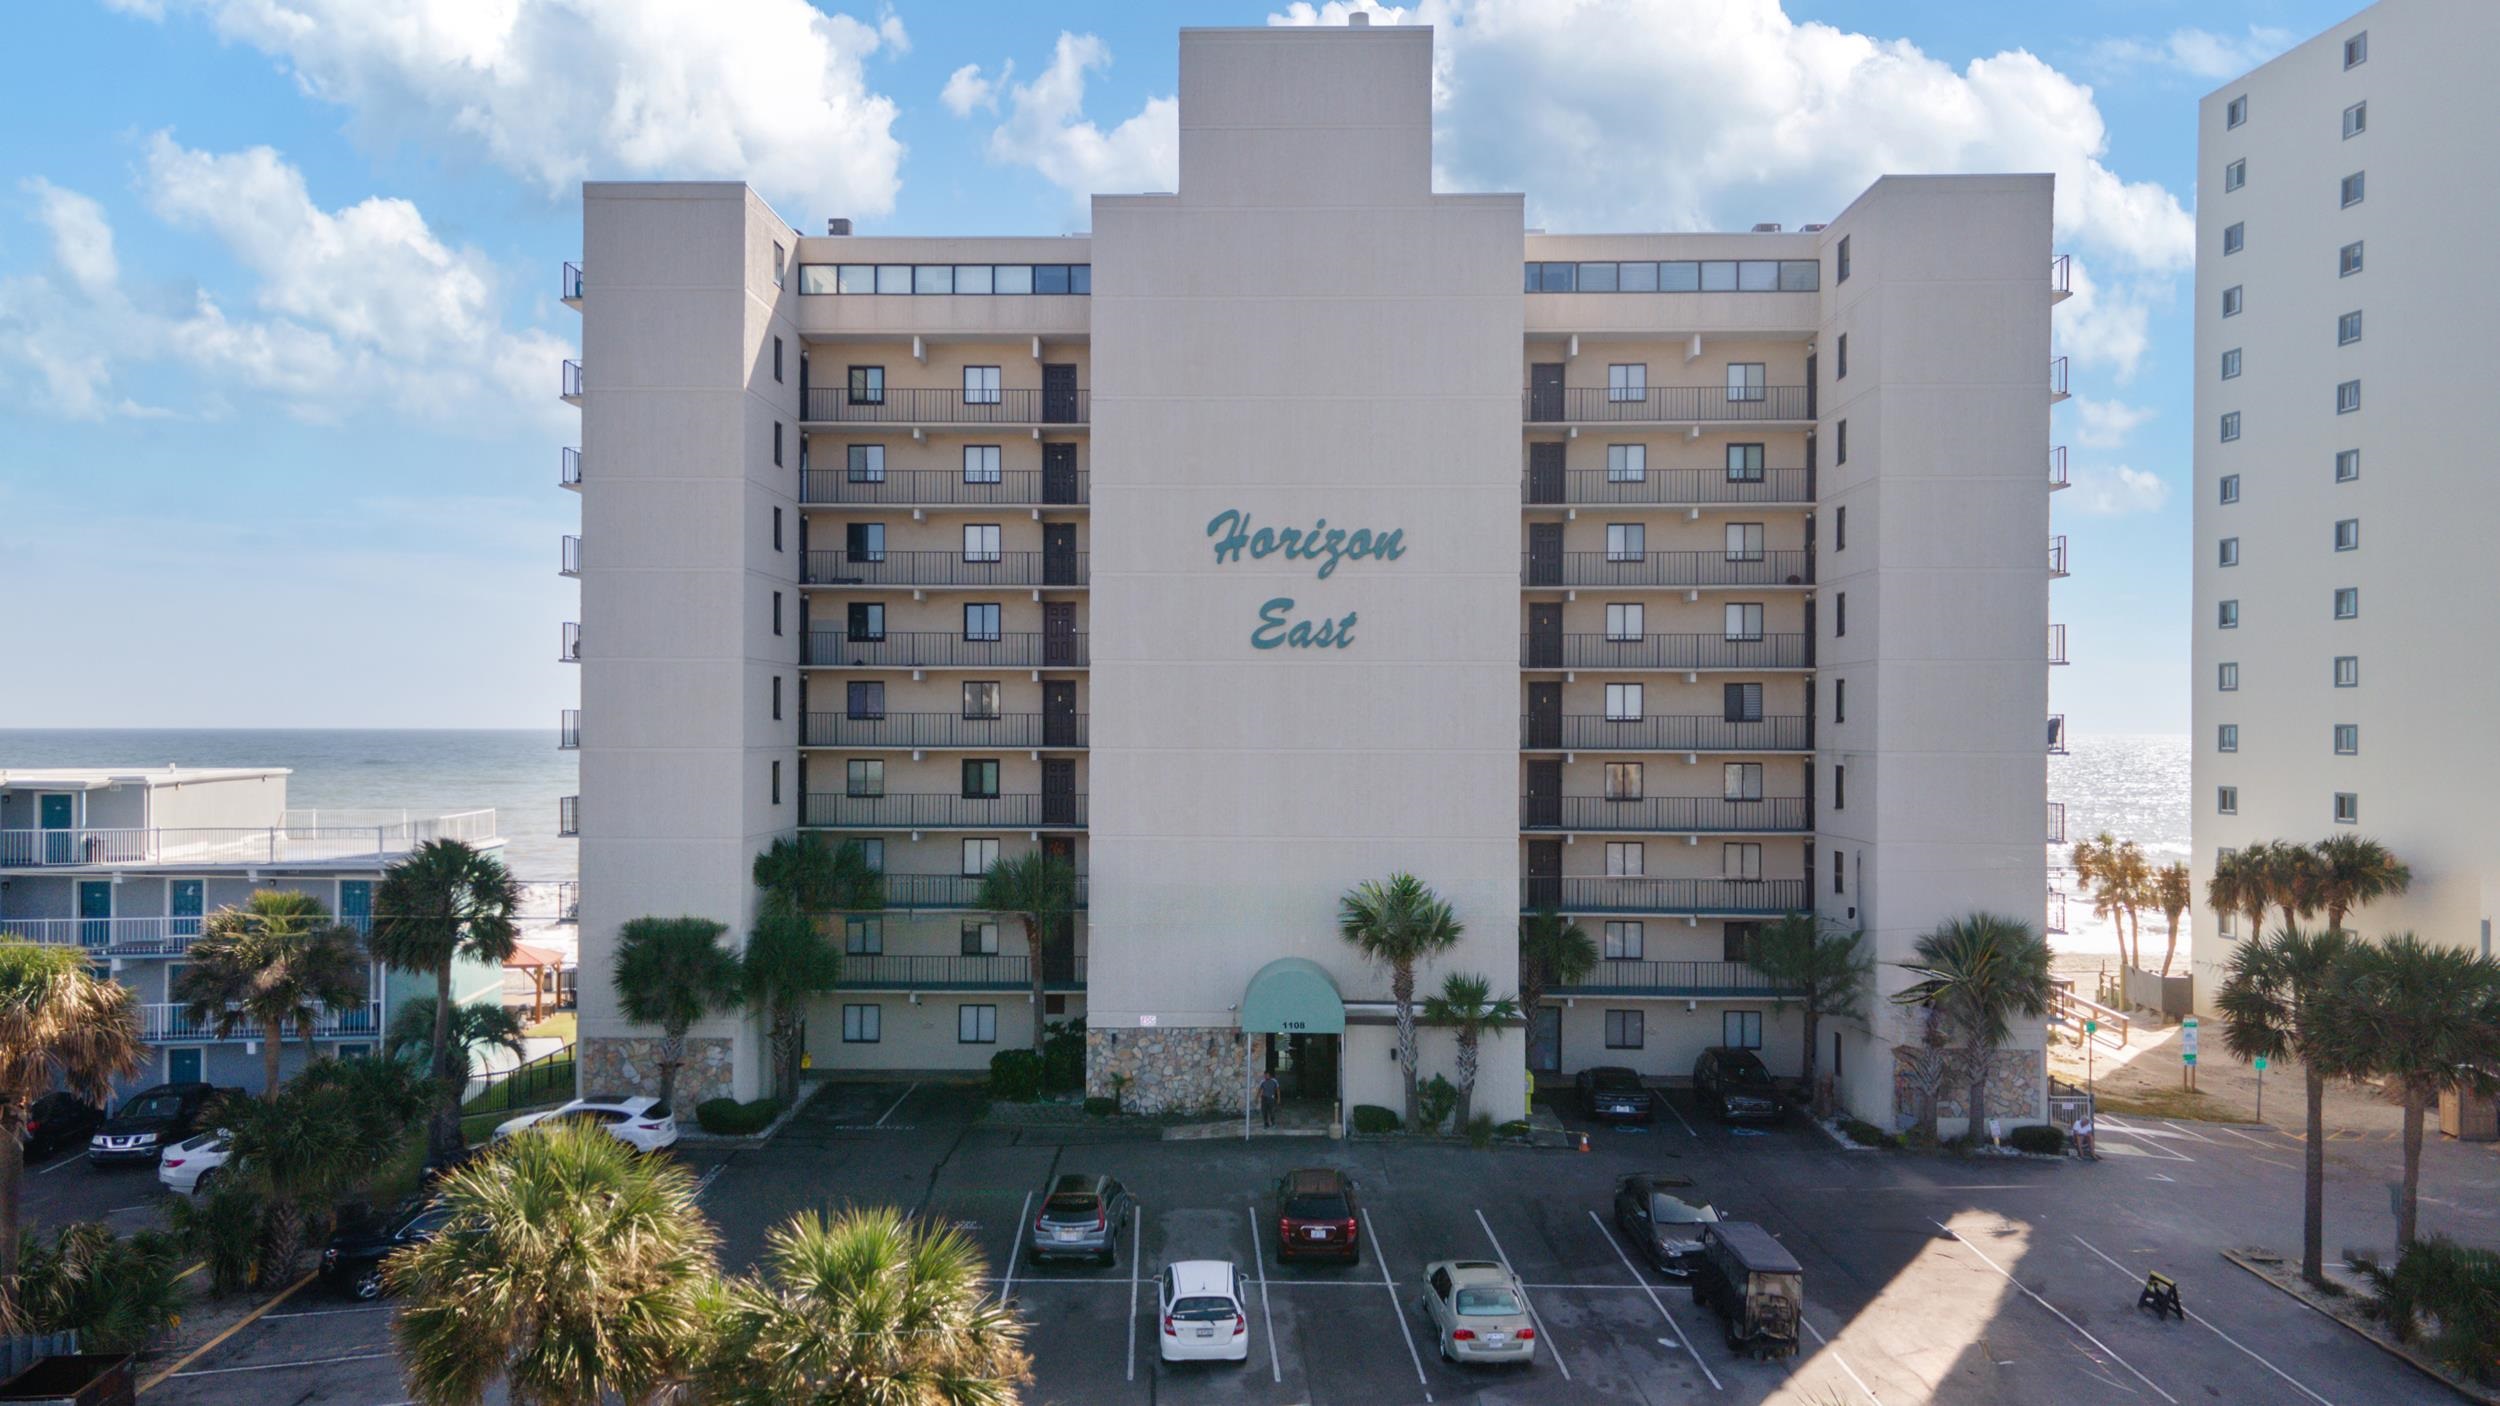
1258, 1071, 1282, 1129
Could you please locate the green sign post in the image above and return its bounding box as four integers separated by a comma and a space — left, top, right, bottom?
2181, 1015, 2200, 1092
2254, 1054, 2266, 1121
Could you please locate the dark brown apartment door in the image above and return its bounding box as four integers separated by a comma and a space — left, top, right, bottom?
1523, 759, 1563, 829
1525, 840, 1562, 911
1042, 443, 1079, 504
1529, 363, 1564, 422
1526, 442, 1565, 504
1043, 601, 1077, 667
1043, 523, 1079, 586
1805, 352, 1819, 421
1526, 602, 1563, 669
1526, 522, 1564, 588
1043, 680, 1079, 748
1041, 758, 1078, 827
1042, 364, 1079, 423
1526, 682, 1563, 750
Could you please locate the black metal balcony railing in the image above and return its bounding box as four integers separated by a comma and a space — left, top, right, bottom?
1523, 550, 1812, 590
558, 709, 580, 750
1522, 796, 1812, 833
560, 622, 582, 663
561, 534, 581, 577
1521, 876, 1808, 917
2050, 254, 2071, 299
834, 954, 1087, 992
848, 872, 1091, 911
1521, 714, 1813, 752
560, 446, 583, 488
2046, 801, 2066, 844
2048, 535, 2068, 578
2046, 714, 2067, 755
804, 630, 1089, 670
1554, 961, 1799, 998
558, 795, 579, 837
803, 712, 1087, 749
803, 387, 1088, 426
1522, 468, 1814, 507
1520, 633, 1814, 671
801, 468, 1089, 508
561, 261, 584, 301
802, 793, 1087, 830
802, 550, 1088, 589
2048, 445, 2068, 490
1525, 386, 1811, 424
561, 360, 583, 400
2048, 623, 2068, 665
2049, 356, 2070, 399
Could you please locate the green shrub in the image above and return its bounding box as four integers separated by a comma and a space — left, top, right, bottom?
2007, 1123, 2065, 1155
1495, 1119, 1531, 1140
1840, 1117, 1897, 1149
15, 1222, 186, 1352
1083, 1096, 1119, 1117
695, 1096, 786, 1135
2350, 1236, 2500, 1381
988, 1049, 1045, 1103
1417, 1075, 1458, 1133
1465, 1114, 1496, 1148
1041, 1018, 1087, 1093
1350, 1104, 1401, 1135
167, 1181, 262, 1296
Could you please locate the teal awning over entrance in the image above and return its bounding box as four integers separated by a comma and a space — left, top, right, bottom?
1240, 957, 1345, 1035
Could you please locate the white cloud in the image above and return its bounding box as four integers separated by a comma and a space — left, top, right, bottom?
942, 61, 1002, 117
116, 0, 907, 221
2055, 255, 2157, 381
2086, 26, 2296, 83
2070, 396, 2154, 449
956, 34, 1176, 219
2065, 463, 2170, 517
26, 180, 119, 295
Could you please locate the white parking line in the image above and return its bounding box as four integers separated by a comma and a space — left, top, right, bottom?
1661, 1094, 1700, 1138
875, 1082, 917, 1127
692, 1163, 727, 1199
1472, 1208, 1570, 1381
998, 1190, 1031, 1307
33, 1154, 81, 1176
2161, 1120, 2224, 1145
2069, 1233, 2337, 1406
263, 1303, 394, 1321
2210, 1124, 2281, 1148
169, 1350, 393, 1378
1244, 1206, 1282, 1384
1587, 1209, 1720, 1391
1362, 1208, 1432, 1400
1126, 1203, 1143, 1383
1929, 1220, 2176, 1405
1798, 1318, 1884, 1406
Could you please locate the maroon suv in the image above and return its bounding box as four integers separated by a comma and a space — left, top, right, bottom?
1274, 1168, 1361, 1263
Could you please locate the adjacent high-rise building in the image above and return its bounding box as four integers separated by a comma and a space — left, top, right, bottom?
565, 21, 2063, 1131
2190, 0, 2499, 995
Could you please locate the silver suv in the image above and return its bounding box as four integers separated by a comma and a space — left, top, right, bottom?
1028, 1173, 1134, 1266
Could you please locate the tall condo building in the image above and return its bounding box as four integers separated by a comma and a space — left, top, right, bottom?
2191, 0, 2500, 997
566, 22, 2062, 1131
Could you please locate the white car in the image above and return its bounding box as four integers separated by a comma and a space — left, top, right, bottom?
157, 1132, 231, 1196
492, 1095, 678, 1152
1156, 1260, 1250, 1363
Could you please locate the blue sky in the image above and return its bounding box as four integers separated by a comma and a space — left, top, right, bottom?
0, 0, 2361, 729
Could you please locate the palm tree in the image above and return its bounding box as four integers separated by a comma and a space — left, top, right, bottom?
2254, 840, 2324, 934
2107, 840, 2152, 971
176, 891, 368, 1099
2206, 847, 2273, 946
2346, 1235, 2500, 1382
1339, 873, 1464, 1126
972, 852, 1078, 1056
1750, 914, 1871, 1116
2319, 936, 2500, 1247
613, 917, 743, 1110
1515, 908, 1594, 1047
1892, 913, 2052, 1140
743, 907, 841, 1100
370, 840, 521, 1160
698, 1207, 1030, 1405
752, 835, 884, 919
2311, 835, 2412, 932
0, 940, 144, 1324
1421, 972, 1518, 1129
2152, 862, 2192, 977
2217, 925, 2364, 1285
384, 997, 526, 1087
390, 1122, 719, 1406
221, 1055, 434, 1285
2068, 830, 2113, 900
10, 1220, 185, 1353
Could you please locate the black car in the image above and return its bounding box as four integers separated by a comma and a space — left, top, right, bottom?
320, 1196, 453, 1299
1575, 1066, 1656, 1123
86, 1083, 231, 1165
21, 1092, 104, 1160
1611, 1173, 1722, 1276
1692, 1047, 1782, 1122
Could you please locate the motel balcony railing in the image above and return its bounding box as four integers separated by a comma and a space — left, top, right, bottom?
802, 550, 1089, 589
2047, 801, 2067, 845
1522, 468, 1814, 507
560, 446, 583, 488
2048, 535, 2069, 579
561, 534, 581, 578
1522, 715, 1813, 752
5, 914, 372, 956
835, 872, 1091, 912
803, 712, 1087, 749
1521, 632, 1814, 671
2048, 445, 2069, 490
561, 622, 582, 663
2047, 714, 2068, 755
558, 709, 581, 750
1552, 961, 1799, 998
2048, 623, 2068, 665
0, 811, 498, 870
1521, 796, 1813, 834
139, 1001, 382, 1042
1520, 877, 1808, 917
2047, 889, 2069, 935
561, 261, 584, 303
1525, 386, 1811, 424
804, 630, 1089, 670
801, 468, 1089, 508
558, 795, 580, 838
832, 954, 1087, 993
802, 387, 1088, 426
1522, 550, 1813, 589
560, 360, 583, 402
802, 793, 1087, 830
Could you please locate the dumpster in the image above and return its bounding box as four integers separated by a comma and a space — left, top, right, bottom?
1690, 1221, 1802, 1360
0, 1353, 134, 1406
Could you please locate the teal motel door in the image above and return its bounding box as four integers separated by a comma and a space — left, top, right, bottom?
39, 795, 74, 866
338, 881, 373, 935
166, 1048, 203, 1085
77, 881, 111, 948
170, 880, 204, 940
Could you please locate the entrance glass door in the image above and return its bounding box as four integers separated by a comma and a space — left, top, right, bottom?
1528, 1007, 1561, 1074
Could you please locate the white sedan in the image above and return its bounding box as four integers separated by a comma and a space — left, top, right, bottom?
157, 1132, 231, 1196
1156, 1260, 1250, 1363
492, 1096, 678, 1152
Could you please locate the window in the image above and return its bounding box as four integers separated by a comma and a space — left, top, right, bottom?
1723, 762, 1763, 801
798, 265, 839, 294
2222, 285, 2243, 316
1833, 678, 1846, 723
964, 445, 1002, 483
1578, 261, 1618, 292
963, 603, 1001, 641
2334, 588, 2359, 619
847, 365, 884, 405
770, 760, 782, 806
846, 522, 884, 562
847, 759, 884, 797
848, 444, 885, 482
962, 524, 1002, 562
1723, 842, 1762, 880
2218, 724, 2238, 753
2339, 311, 2363, 345
961, 759, 1001, 799
2224, 159, 2245, 192
1835, 591, 1846, 637
1605, 683, 1643, 721
2334, 724, 2359, 755
1835, 420, 1848, 465
1723, 522, 1764, 562
1605, 762, 1644, 801
913, 265, 954, 295
2222, 222, 2244, 255
773, 336, 784, 382
772, 591, 783, 636
857, 837, 883, 870
1727, 363, 1767, 403
1605, 523, 1645, 562
2221, 348, 2241, 379
2217, 786, 2238, 815
1833, 849, 1846, 895
2336, 380, 2362, 415
1723, 1011, 1763, 1050
2343, 101, 2366, 138
2333, 792, 2359, 825
1607, 444, 1647, 482
961, 921, 1000, 956
1725, 443, 1765, 482
1835, 505, 1846, 550
2340, 241, 2365, 277
1724, 603, 1764, 641
1722, 682, 1762, 722
2226, 95, 2247, 128
961, 681, 1001, 718
1836, 235, 1851, 282
961, 838, 999, 874
963, 365, 1001, 405
771, 243, 786, 288
2220, 409, 2241, 441
958, 1005, 998, 1044
1604, 1010, 1644, 1049
2334, 519, 2360, 551
1605, 603, 1643, 640
2219, 662, 2240, 691
847, 601, 886, 641
772, 674, 783, 719
773, 421, 784, 466
1836, 333, 1848, 379
2220, 474, 2240, 503
843, 917, 882, 954
2344, 31, 2366, 67
2335, 656, 2360, 687
2341, 172, 2365, 207
1833, 763, 1845, 810
2336, 450, 2360, 482
1606, 842, 1644, 877
1603, 921, 1644, 960
847, 681, 885, 719
1723, 922, 1761, 963
843, 1005, 881, 1043
2218, 600, 2239, 628
1608, 364, 1647, 403
773, 506, 784, 552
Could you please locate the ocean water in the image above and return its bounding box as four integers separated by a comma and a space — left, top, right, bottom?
2049, 732, 2192, 957
0, 730, 577, 881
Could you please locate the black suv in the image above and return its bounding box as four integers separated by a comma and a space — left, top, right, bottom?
1575, 1065, 1656, 1123
21, 1092, 104, 1160
321, 1196, 453, 1299
87, 1083, 231, 1165
1692, 1047, 1782, 1122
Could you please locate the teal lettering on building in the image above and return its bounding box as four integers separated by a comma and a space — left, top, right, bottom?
1205, 508, 1406, 650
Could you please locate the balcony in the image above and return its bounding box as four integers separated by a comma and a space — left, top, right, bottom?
1522, 550, 1813, 590
560, 534, 581, 578
2049, 356, 2070, 403
1521, 715, 1812, 753
833, 954, 1087, 994
140, 1001, 381, 1042
1524, 386, 1811, 425
802, 793, 1086, 831
1521, 877, 1807, 918
841, 872, 1091, 912
0, 812, 497, 871
802, 387, 1087, 427
2046, 714, 2067, 755
561, 360, 583, 405
558, 795, 579, 838
803, 550, 1088, 590
4, 914, 371, 955
1521, 796, 1812, 834
558, 709, 580, 751
2046, 801, 2066, 845
2048, 446, 2068, 491
2047, 535, 2068, 579
561, 261, 584, 307
801, 467, 1088, 508
1521, 632, 1813, 671
804, 630, 1088, 670
2050, 254, 2072, 303
2047, 623, 2067, 666
560, 446, 583, 490
2046, 889, 2069, 935
561, 622, 582, 663
1522, 468, 1813, 508
804, 712, 1086, 750
1552, 961, 1798, 999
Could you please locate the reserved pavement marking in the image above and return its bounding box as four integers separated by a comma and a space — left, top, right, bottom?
1930, 1219, 2176, 1406
2069, 1233, 2337, 1406
875, 1082, 918, 1128
1473, 1208, 1570, 1381
998, 1190, 1031, 1307
2161, 1120, 2224, 1145
138, 1270, 318, 1394
169, 1349, 392, 1379
1362, 1207, 1432, 1400
1125, 1203, 1143, 1383
1798, 1318, 1884, 1406
1587, 1209, 1720, 1391
2096, 1117, 2197, 1161
1245, 1206, 1282, 1384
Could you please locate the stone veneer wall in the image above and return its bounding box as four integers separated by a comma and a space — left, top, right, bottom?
1087, 1028, 1269, 1115
1888, 1047, 2047, 1128
580, 1035, 736, 1108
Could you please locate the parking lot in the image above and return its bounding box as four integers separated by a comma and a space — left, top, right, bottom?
125, 1077, 2488, 1404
